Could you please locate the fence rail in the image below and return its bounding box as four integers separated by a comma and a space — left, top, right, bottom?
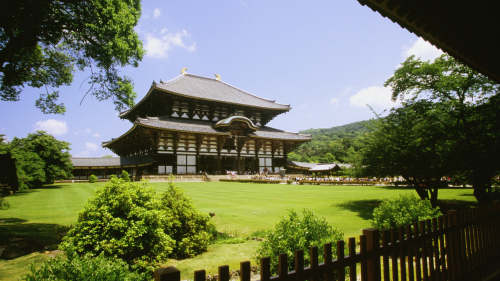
155, 201, 500, 281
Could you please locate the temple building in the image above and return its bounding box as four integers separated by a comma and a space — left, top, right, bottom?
71, 70, 312, 180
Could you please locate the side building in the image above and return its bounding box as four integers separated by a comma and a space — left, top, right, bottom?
71, 71, 312, 180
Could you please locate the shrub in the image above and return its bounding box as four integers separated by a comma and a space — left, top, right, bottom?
370, 194, 442, 231
253, 208, 345, 275
60, 178, 214, 270
121, 170, 130, 182
60, 178, 175, 270
88, 174, 98, 183
0, 197, 10, 210
20, 250, 148, 281
159, 181, 215, 258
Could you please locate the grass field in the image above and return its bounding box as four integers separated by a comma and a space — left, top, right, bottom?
0, 181, 478, 280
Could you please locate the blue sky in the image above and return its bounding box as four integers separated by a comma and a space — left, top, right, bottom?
0, 0, 443, 157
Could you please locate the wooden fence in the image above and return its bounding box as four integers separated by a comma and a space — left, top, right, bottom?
155, 201, 500, 281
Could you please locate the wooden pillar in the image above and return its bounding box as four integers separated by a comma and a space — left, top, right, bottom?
105, 167, 107, 179
363, 228, 381, 281
154, 267, 180, 281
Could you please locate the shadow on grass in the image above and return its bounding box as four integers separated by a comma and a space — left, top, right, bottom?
32, 184, 69, 190
0, 218, 70, 260
335, 199, 382, 221
435, 199, 478, 213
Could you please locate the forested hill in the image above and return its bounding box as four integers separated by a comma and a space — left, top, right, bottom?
288, 120, 371, 164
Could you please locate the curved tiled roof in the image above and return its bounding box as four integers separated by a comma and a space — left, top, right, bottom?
156, 74, 291, 109
71, 155, 156, 167
103, 116, 311, 147
119, 74, 291, 118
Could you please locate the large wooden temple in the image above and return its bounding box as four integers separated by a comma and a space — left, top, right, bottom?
72, 70, 312, 180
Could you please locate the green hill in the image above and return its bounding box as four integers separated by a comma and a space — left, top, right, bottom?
288, 120, 371, 163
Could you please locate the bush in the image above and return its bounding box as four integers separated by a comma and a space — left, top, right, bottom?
158, 181, 215, 258
20, 250, 148, 280
60, 178, 214, 270
370, 194, 442, 231
253, 209, 345, 275
121, 170, 130, 182
60, 178, 175, 270
88, 174, 98, 183
0, 197, 10, 210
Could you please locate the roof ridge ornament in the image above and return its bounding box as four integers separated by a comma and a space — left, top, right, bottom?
215, 74, 221, 81
181, 68, 188, 75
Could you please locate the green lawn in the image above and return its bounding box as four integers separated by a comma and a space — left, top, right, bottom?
0, 181, 478, 280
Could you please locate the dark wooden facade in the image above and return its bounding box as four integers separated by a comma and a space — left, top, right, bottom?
100, 73, 311, 175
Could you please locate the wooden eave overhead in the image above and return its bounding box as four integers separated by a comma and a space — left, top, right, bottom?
357, 0, 500, 83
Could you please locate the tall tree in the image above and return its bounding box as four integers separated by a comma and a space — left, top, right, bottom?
0, 0, 144, 114
2, 131, 73, 187
360, 100, 454, 206
384, 54, 500, 204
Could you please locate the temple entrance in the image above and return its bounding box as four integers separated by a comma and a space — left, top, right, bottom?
221, 156, 236, 172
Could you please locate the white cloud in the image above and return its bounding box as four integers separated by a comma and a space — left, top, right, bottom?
34, 119, 68, 136
302, 102, 308, 108
144, 29, 196, 59
349, 86, 395, 108
330, 98, 339, 106
153, 8, 161, 18
93, 133, 100, 137
404, 38, 444, 62
85, 142, 99, 151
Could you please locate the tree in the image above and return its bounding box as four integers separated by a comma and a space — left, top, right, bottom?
1, 131, 72, 187
360, 100, 454, 206
0, 0, 144, 114
383, 54, 500, 204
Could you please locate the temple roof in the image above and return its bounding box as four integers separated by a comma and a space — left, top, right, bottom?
119, 74, 291, 119
103, 116, 311, 147
71, 155, 156, 167
357, 0, 500, 83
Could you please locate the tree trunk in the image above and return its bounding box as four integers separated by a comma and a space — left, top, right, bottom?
472, 169, 492, 205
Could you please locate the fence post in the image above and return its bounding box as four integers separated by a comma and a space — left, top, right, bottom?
240, 261, 251, 281
363, 228, 381, 281
155, 267, 181, 281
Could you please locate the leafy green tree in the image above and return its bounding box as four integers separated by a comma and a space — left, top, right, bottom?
360, 100, 454, 205
22, 131, 73, 184
385, 54, 500, 204
1, 131, 72, 187
0, 0, 144, 114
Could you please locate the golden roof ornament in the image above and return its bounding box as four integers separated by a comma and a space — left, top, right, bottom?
181, 68, 188, 75
215, 74, 221, 81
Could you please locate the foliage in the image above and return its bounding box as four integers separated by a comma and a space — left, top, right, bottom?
158, 181, 215, 258
383, 54, 500, 204
359, 100, 454, 205
60, 178, 175, 269
0, 131, 72, 188
88, 174, 98, 183
289, 121, 370, 164
121, 170, 130, 182
0, 197, 10, 209
60, 178, 214, 270
253, 208, 345, 275
20, 250, 148, 281
0, 0, 144, 114
370, 194, 442, 231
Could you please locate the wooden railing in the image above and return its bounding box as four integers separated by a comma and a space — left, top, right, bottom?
155, 202, 500, 281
